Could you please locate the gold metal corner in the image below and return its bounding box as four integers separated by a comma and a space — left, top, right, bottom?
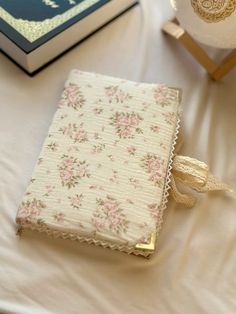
135, 232, 156, 251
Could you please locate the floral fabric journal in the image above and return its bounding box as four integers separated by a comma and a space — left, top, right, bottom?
16, 70, 230, 257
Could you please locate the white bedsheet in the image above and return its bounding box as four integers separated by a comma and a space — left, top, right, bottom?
1, 1, 236, 313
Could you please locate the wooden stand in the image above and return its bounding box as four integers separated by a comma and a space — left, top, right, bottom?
162, 18, 236, 81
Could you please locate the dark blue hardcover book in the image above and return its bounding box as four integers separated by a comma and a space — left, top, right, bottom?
0, 0, 138, 74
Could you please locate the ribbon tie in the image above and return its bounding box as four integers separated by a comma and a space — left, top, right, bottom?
170, 155, 232, 207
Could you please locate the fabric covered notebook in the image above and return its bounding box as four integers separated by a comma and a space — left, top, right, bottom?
16, 70, 230, 257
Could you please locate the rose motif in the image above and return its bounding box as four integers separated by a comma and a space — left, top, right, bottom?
91, 196, 129, 234
69, 194, 83, 209
17, 198, 46, 221
141, 153, 166, 187
58, 155, 90, 188
153, 85, 177, 107
104, 85, 132, 103
110, 112, 143, 139
59, 83, 85, 110
59, 123, 88, 143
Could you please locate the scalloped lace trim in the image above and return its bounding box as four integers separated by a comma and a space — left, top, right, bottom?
153, 114, 181, 251
17, 224, 152, 257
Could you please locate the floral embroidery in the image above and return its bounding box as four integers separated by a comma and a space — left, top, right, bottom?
153, 85, 176, 107
59, 83, 85, 110
92, 196, 129, 234
18, 198, 46, 220
162, 112, 176, 125
105, 85, 132, 103
46, 142, 59, 152
110, 112, 143, 139
68, 194, 83, 209
59, 123, 88, 144
127, 145, 136, 155
54, 212, 65, 223
141, 153, 166, 188
58, 155, 90, 188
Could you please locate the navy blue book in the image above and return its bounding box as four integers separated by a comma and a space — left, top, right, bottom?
0, 0, 138, 74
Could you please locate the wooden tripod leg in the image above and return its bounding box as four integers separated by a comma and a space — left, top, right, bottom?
162, 20, 218, 76
212, 50, 236, 80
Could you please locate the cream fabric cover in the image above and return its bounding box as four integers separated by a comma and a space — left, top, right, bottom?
1, 0, 236, 313
16, 70, 181, 256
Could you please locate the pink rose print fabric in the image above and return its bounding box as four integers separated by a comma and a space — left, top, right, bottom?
59, 123, 88, 143
17, 198, 46, 222
104, 85, 132, 103
58, 155, 90, 188
59, 83, 85, 110
69, 194, 84, 209
141, 153, 166, 188
153, 85, 177, 107
110, 112, 143, 139
16, 70, 181, 257
92, 196, 129, 235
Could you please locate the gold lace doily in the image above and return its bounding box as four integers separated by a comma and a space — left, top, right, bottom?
191, 0, 236, 23
0, 0, 100, 43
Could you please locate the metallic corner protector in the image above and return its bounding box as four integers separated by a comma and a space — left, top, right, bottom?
135, 232, 156, 251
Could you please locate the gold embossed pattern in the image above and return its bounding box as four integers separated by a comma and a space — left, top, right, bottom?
191, 0, 236, 23
0, 0, 100, 43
